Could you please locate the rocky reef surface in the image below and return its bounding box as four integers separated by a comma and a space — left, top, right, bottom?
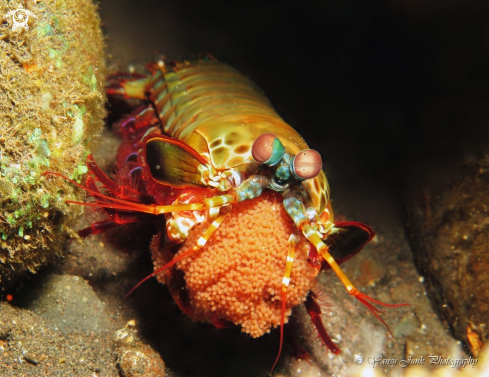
0, 0, 106, 289
406, 155, 489, 357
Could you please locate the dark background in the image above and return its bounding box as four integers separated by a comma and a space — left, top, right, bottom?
99, 0, 489, 231
97, 1, 489, 375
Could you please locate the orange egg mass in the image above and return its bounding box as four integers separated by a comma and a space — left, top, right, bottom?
152, 190, 319, 337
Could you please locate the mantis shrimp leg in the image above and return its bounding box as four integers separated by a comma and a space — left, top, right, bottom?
272, 232, 301, 371
283, 193, 409, 335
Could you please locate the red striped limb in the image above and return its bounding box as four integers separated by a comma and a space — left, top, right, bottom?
55, 156, 152, 237
301, 224, 409, 337
43, 170, 203, 215
77, 212, 141, 238
271, 232, 301, 372
85, 155, 146, 203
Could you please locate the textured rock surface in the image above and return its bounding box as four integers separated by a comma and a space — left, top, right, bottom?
0, 0, 106, 290
114, 321, 166, 377
19, 274, 112, 333
406, 156, 489, 356
0, 301, 117, 376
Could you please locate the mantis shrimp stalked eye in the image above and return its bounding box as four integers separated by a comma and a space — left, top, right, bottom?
290, 149, 322, 180
252, 133, 285, 166
44, 57, 408, 371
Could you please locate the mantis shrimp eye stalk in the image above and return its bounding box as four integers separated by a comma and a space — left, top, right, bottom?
252, 133, 285, 166
290, 149, 323, 180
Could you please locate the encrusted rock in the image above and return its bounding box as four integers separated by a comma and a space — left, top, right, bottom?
0, 0, 106, 290
405, 155, 489, 356
114, 321, 165, 377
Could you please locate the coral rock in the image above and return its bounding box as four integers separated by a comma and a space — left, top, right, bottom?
406, 155, 489, 356
0, 0, 106, 289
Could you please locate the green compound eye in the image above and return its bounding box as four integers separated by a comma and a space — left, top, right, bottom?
290, 149, 322, 180
251, 133, 285, 167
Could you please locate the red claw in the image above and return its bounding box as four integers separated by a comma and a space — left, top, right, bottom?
351, 288, 410, 338
305, 291, 341, 354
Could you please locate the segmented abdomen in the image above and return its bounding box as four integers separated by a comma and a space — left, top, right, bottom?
144, 60, 310, 171
147, 61, 274, 137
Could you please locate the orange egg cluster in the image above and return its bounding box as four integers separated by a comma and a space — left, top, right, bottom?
155, 191, 319, 338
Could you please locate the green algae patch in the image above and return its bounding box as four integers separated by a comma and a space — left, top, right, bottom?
0, 1, 106, 289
